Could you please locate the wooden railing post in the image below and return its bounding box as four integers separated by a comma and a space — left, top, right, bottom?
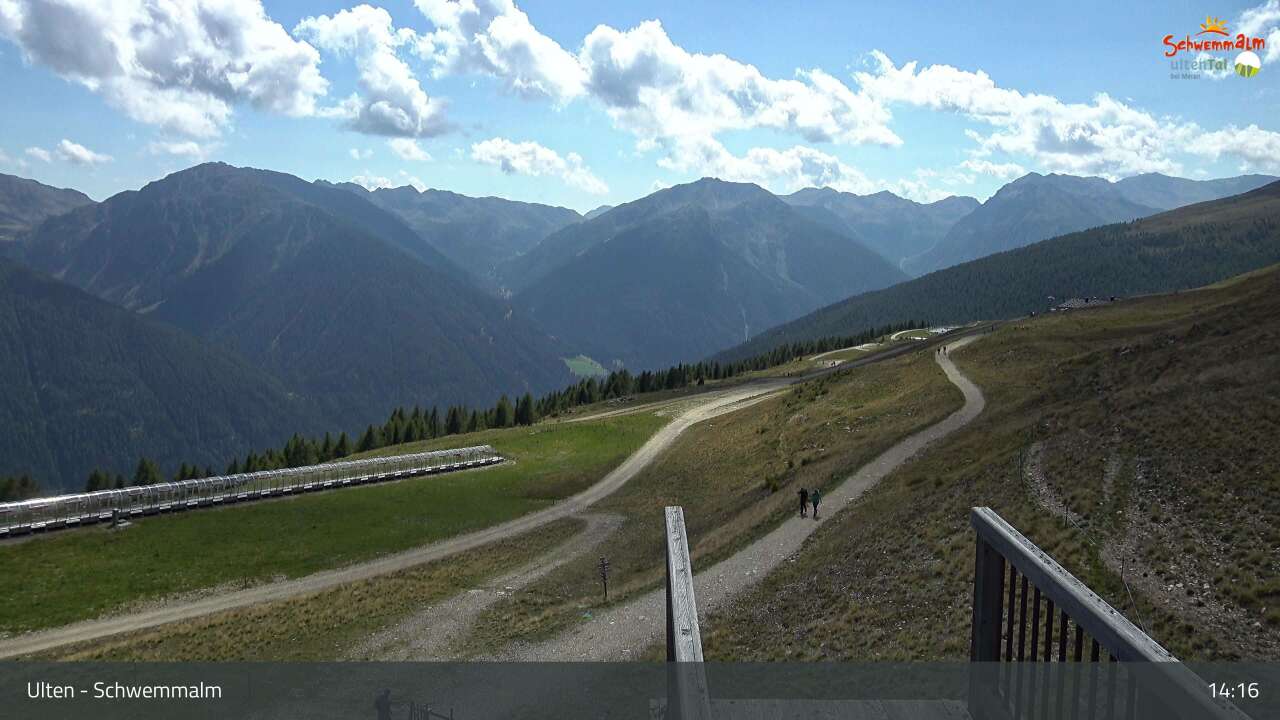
664, 506, 711, 720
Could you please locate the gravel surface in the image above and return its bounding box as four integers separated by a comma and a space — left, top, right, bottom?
346, 513, 625, 660
0, 378, 792, 660
489, 336, 986, 661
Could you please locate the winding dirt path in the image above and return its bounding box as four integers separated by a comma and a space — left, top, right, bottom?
0, 378, 791, 660
490, 335, 986, 661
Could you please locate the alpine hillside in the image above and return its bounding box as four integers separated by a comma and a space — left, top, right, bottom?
514, 178, 909, 370
15, 163, 574, 428
718, 179, 1280, 361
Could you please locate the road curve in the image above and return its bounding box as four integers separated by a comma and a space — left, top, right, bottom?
493, 334, 986, 660
0, 377, 792, 660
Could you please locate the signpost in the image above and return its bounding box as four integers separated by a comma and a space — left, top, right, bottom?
599, 556, 610, 601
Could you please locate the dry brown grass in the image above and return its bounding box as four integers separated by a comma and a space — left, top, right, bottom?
703, 265, 1280, 662
464, 347, 965, 654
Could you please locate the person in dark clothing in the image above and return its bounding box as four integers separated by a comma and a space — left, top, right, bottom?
811, 488, 822, 519
797, 487, 809, 518
374, 689, 392, 720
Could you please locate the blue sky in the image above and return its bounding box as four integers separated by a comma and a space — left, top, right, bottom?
2, 0, 1278, 211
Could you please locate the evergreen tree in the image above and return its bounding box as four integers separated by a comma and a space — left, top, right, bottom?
494, 395, 514, 428
334, 432, 351, 458
133, 458, 163, 486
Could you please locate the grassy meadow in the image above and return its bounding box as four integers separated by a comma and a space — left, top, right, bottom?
703, 265, 1280, 662
0, 411, 667, 635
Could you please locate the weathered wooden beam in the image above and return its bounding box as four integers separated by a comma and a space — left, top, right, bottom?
664, 506, 711, 720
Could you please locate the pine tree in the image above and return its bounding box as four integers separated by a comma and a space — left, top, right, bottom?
494, 395, 514, 428
334, 432, 351, 458
133, 458, 163, 486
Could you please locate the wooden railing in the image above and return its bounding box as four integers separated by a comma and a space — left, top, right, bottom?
970, 506, 1249, 720
664, 506, 712, 719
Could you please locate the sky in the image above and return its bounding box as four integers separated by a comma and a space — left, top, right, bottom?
1, 0, 1279, 212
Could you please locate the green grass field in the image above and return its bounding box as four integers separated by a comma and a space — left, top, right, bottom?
465, 346, 965, 654
0, 411, 667, 635
563, 354, 609, 378
41, 519, 585, 661
704, 266, 1280, 662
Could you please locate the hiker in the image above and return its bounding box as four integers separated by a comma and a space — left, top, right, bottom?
374, 689, 391, 720
797, 487, 809, 518
811, 488, 822, 519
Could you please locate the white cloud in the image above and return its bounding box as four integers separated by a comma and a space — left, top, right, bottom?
55, 139, 111, 165
0, 0, 327, 138
398, 170, 427, 191
471, 137, 608, 194
413, 0, 586, 101
296, 5, 447, 138
388, 137, 432, 161
25, 146, 51, 163
960, 159, 1027, 180
148, 140, 208, 160
350, 147, 373, 160
1239, 1, 1280, 64
854, 51, 1280, 178
578, 21, 897, 149
1194, 125, 1280, 172
350, 172, 394, 190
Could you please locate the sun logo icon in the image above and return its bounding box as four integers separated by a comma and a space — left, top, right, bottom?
1235, 51, 1261, 78
1198, 16, 1229, 35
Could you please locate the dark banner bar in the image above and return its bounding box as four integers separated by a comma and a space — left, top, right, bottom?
0, 662, 1274, 720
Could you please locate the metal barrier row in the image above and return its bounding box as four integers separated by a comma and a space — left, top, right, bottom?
0, 445, 504, 537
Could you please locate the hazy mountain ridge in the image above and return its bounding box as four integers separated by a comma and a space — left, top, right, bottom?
515, 179, 909, 369
0, 257, 320, 492
782, 187, 979, 273
717, 179, 1280, 361
0, 173, 93, 244
341, 183, 582, 290
904, 171, 1278, 275
17, 163, 574, 431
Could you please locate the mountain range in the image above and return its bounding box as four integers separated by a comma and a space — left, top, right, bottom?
902, 172, 1277, 275
781, 188, 979, 273
340, 183, 582, 291
3, 162, 1278, 491
0, 256, 318, 491
512, 179, 909, 369
0, 173, 93, 243
717, 179, 1280, 361
13, 163, 574, 434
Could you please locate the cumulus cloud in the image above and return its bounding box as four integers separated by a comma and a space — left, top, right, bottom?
0, 0, 327, 138
471, 137, 607, 194
578, 21, 897, 149
398, 170, 427, 191
412, 4, 895, 150
25, 146, 51, 163
296, 5, 448, 138
1239, 0, 1280, 64
148, 140, 208, 160
350, 147, 373, 160
854, 51, 1280, 178
55, 139, 111, 165
388, 137, 432, 161
350, 172, 394, 190
413, 0, 586, 101
960, 159, 1027, 179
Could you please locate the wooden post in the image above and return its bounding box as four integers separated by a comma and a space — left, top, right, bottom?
664, 506, 711, 720
599, 556, 610, 601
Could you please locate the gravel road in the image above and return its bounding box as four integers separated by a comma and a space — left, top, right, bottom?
489, 335, 986, 660
0, 377, 791, 660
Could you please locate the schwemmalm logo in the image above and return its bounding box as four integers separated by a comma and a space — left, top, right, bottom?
1164, 15, 1267, 79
